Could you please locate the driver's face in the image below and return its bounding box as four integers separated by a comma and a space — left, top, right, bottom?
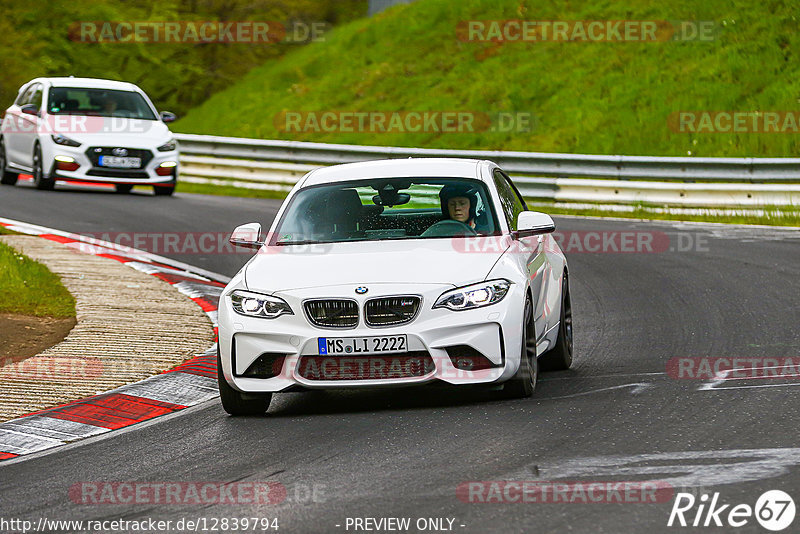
447, 196, 471, 223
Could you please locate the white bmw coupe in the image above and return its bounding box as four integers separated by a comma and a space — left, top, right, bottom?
217, 158, 572, 415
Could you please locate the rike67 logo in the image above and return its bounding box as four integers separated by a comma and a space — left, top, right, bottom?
668, 490, 795, 531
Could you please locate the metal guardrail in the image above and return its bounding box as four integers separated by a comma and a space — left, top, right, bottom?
174, 133, 800, 207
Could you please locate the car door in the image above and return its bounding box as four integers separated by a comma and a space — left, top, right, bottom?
3, 83, 34, 165
16, 83, 43, 167
492, 169, 550, 342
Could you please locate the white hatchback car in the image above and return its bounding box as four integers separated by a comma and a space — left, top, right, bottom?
0, 77, 179, 195
218, 158, 573, 415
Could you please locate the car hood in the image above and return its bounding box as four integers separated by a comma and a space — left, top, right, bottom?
244, 238, 509, 292
48, 118, 172, 148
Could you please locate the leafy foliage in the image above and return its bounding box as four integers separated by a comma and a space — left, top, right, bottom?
0, 0, 366, 115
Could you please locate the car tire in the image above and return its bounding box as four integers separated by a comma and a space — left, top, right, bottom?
217, 348, 272, 416
153, 184, 175, 196
115, 184, 133, 194
539, 271, 574, 371
502, 295, 537, 398
32, 145, 55, 191
0, 140, 18, 185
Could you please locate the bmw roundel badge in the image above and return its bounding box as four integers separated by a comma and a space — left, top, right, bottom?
355, 286, 368, 295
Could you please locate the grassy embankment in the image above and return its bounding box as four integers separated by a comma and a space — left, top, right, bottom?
170, 0, 800, 225
0, 232, 75, 318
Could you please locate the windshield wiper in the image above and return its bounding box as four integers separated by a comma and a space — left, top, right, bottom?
276, 240, 320, 246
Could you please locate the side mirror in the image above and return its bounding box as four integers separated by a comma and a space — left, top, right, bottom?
511, 211, 555, 239
160, 111, 177, 123
20, 104, 39, 117
230, 223, 264, 249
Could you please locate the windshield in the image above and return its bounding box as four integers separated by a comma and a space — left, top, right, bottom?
47, 87, 157, 120
273, 178, 500, 245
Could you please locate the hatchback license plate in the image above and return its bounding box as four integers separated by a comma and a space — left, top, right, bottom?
318, 335, 408, 355
99, 156, 141, 168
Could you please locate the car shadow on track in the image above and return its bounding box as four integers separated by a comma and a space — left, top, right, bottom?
12, 179, 155, 196
258, 373, 578, 418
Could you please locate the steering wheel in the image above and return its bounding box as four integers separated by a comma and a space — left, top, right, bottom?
421, 219, 478, 238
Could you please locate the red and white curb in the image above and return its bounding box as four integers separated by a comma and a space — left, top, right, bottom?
0, 217, 230, 462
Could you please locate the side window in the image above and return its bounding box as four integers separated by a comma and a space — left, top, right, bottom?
15, 85, 34, 106
501, 170, 529, 212
29, 85, 43, 110
493, 169, 526, 230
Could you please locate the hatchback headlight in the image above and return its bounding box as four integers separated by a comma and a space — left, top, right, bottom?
51, 133, 81, 147
157, 139, 177, 152
433, 279, 511, 311
230, 290, 293, 319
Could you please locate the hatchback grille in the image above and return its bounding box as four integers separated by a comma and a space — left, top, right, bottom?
86, 169, 149, 178
365, 296, 420, 326
304, 299, 359, 328
85, 146, 153, 169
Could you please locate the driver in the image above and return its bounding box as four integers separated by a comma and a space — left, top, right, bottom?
438, 183, 480, 230
101, 96, 117, 115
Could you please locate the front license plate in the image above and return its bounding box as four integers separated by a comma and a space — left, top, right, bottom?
99, 156, 141, 168
318, 335, 408, 355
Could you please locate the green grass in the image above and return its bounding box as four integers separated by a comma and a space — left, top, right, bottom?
0, 241, 76, 318
135, 182, 289, 199
174, 0, 800, 157
0, 226, 22, 236
530, 202, 800, 226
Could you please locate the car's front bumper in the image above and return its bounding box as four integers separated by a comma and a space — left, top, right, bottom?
218, 282, 527, 392
47, 144, 179, 185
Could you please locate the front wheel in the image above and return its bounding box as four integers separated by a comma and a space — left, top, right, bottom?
502, 296, 538, 398
0, 141, 19, 185
32, 145, 55, 191
539, 271, 574, 371
217, 349, 272, 416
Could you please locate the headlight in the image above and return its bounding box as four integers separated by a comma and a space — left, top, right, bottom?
51, 133, 81, 147
230, 290, 293, 319
157, 139, 177, 152
433, 279, 511, 311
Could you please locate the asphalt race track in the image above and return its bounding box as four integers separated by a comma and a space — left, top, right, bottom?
1, 183, 799, 533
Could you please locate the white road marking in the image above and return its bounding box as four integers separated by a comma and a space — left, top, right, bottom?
515, 448, 800, 489
537, 382, 653, 400
541, 371, 666, 382
699, 366, 800, 391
